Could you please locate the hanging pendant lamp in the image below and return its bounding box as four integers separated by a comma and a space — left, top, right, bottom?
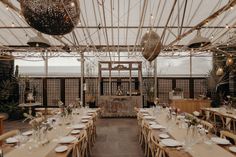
27, 32, 51, 47
187, 30, 211, 48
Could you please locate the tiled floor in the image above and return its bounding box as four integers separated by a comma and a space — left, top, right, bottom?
91, 118, 144, 157
3, 118, 144, 157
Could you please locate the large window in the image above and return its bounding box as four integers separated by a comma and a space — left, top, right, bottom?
15, 51, 212, 77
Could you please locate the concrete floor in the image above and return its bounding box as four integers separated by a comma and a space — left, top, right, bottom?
91, 118, 144, 157
4, 118, 144, 157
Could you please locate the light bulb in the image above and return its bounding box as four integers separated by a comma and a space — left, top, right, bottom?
226, 57, 233, 66
216, 67, 224, 76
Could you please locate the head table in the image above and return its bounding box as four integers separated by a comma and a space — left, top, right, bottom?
3, 108, 100, 157
138, 107, 236, 157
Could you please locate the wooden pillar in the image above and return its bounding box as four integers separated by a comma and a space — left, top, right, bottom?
154, 59, 157, 98
80, 53, 84, 106
60, 78, 65, 104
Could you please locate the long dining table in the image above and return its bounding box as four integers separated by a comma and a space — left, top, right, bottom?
2, 108, 100, 157
138, 108, 236, 157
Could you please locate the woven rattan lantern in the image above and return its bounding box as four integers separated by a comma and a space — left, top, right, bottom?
20, 0, 80, 35
140, 30, 162, 62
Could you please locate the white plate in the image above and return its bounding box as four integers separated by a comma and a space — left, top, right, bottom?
72, 124, 86, 129
142, 113, 149, 116
229, 146, 236, 153
140, 109, 148, 113
71, 130, 80, 135
150, 124, 166, 129
59, 136, 76, 144
161, 139, 182, 147
87, 110, 96, 113
55, 145, 68, 153
211, 137, 231, 145
81, 116, 92, 119
6, 137, 18, 144
149, 121, 156, 125
81, 119, 89, 123
22, 130, 33, 136
143, 116, 155, 120
87, 113, 94, 116
159, 134, 170, 139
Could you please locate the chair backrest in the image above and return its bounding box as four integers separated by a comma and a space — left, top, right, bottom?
200, 120, 214, 132
142, 122, 151, 142
150, 133, 168, 157
72, 131, 88, 157
0, 130, 19, 142
220, 130, 236, 144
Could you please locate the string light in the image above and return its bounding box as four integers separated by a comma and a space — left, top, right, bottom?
6, 6, 9, 11
226, 56, 234, 66
11, 22, 15, 27
151, 14, 154, 20
70, 2, 75, 7
225, 24, 229, 29
230, 6, 234, 10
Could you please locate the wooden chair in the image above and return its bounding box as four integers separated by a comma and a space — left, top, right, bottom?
142, 122, 152, 157
220, 130, 236, 144
85, 121, 94, 156
72, 131, 88, 157
91, 113, 97, 145
0, 130, 20, 145
150, 133, 168, 157
137, 112, 144, 145
200, 120, 215, 133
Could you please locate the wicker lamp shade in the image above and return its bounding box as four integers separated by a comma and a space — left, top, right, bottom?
20, 0, 80, 35
140, 30, 162, 62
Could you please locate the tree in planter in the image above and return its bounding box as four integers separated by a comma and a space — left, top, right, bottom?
0, 79, 25, 120
207, 67, 230, 108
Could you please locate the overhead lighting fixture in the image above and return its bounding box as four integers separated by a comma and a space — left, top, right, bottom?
216, 67, 224, 76
187, 29, 211, 48
226, 56, 234, 66
27, 33, 51, 47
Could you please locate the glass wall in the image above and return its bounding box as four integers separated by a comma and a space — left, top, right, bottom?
15, 51, 212, 77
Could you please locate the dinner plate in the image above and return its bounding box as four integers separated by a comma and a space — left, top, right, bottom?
72, 124, 86, 129
149, 121, 156, 125
81, 116, 92, 119
211, 137, 231, 145
22, 130, 33, 136
159, 134, 170, 139
81, 119, 89, 123
229, 146, 236, 153
87, 113, 94, 116
71, 130, 80, 135
55, 145, 68, 153
6, 137, 18, 144
142, 113, 149, 116
143, 116, 155, 120
140, 109, 148, 113
59, 136, 76, 144
161, 139, 182, 147
150, 124, 166, 129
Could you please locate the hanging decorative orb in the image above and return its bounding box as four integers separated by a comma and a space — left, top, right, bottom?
226, 56, 234, 66
216, 67, 224, 76
20, 0, 80, 35
140, 30, 162, 62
